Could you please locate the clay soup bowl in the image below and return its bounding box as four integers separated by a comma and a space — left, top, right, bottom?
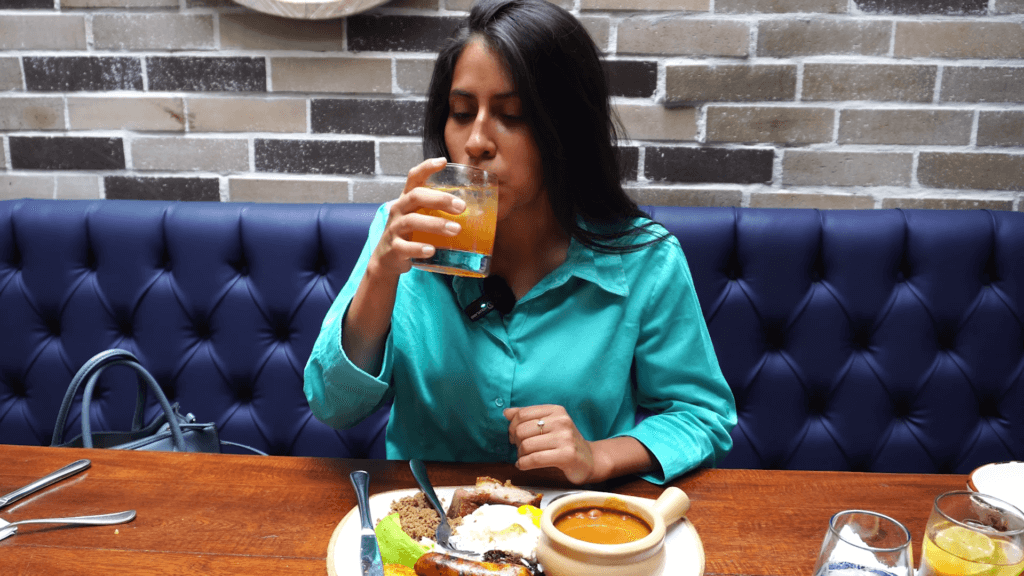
536, 487, 691, 576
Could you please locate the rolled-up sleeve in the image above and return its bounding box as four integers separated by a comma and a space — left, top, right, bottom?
619, 240, 737, 484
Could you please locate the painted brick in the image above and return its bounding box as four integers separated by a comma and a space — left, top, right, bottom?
625, 185, 742, 207
0, 15, 86, 50
977, 111, 1024, 147
619, 146, 639, 181
105, 176, 219, 201
750, 192, 875, 210
188, 97, 306, 133
706, 106, 834, 145
348, 15, 461, 52
353, 180, 403, 203
580, 16, 610, 51
10, 137, 124, 170
271, 58, 390, 93
1, 140, 5, 168
0, 97, 65, 130
380, 141, 425, 176
941, 67, 1024, 103
2, 0, 55, 7
614, 104, 697, 141
0, 58, 22, 91
617, 18, 749, 57
63, 0, 178, 6
757, 20, 890, 57
782, 151, 913, 186
1, 175, 52, 200
132, 137, 249, 172
717, 0, 846, 12
387, 0, 439, 8
147, 57, 266, 92
255, 139, 375, 175
68, 97, 185, 131
645, 147, 774, 184
995, 0, 1024, 13
881, 197, 1014, 210
219, 14, 345, 51
838, 109, 973, 145
918, 152, 1024, 191
802, 64, 936, 102
312, 99, 425, 136
230, 177, 349, 203
23, 57, 143, 92
605, 60, 657, 98
92, 14, 214, 51
895, 22, 1024, 59
855, 0, 987, 13
447, 0, 568, 8
665, 64, 796, 104
396, 59, 435, 95
581, 0, 709, 11
55, 175, 101, 200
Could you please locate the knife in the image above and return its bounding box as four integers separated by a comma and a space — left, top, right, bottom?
349, 470, 384, 576
0, 459, 91, 510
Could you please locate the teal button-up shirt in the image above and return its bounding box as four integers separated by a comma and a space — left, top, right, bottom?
304, 204, 736, 484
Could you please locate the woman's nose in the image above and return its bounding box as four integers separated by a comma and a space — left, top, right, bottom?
464, 115, 496, 160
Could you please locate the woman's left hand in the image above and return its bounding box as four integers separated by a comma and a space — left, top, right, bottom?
503, 405, 596, 485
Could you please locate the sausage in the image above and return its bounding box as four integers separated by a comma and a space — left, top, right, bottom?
413, 552, 531, 576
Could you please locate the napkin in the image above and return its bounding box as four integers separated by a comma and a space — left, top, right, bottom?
835, 525, 910, 576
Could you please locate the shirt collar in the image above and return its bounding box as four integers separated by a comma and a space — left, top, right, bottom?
554, 235, 630, 298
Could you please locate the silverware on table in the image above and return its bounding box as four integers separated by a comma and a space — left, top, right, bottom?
0, 459, 91, 510
409, 459, 480, 558
0, 509, 136, 541
350, 470, 384, 576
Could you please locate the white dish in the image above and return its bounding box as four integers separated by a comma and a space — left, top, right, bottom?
327, 486, 704, 576
968, 461, 1024, 514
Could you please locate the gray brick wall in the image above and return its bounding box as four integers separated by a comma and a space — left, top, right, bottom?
0, 0, 1021, 210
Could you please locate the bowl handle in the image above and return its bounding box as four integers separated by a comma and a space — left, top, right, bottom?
654, 487, 691, 526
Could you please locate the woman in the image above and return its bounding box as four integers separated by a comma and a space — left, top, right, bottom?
304, 0, 736, 485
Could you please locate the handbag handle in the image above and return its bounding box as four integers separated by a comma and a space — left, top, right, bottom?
51, 349, 187, 451
53, 349, 140, 446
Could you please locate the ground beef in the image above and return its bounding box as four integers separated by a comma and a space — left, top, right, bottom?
389, 492, 463, 541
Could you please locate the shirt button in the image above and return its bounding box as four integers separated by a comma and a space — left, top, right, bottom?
494, 398, 504, 407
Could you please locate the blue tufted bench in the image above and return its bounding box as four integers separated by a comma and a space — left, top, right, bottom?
1, 199, 1021, 473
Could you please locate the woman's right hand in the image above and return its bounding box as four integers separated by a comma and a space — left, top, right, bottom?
343, 157, 465, 373
368, 157, 466, 278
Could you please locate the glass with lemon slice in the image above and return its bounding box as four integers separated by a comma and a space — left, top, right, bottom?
919, 492, 1024, 576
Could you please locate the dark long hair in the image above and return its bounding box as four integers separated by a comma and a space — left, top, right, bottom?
423, 0, 665, 252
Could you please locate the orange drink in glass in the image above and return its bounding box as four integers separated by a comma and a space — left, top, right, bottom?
410, 163, 498, 278
919, 492, 1024, 576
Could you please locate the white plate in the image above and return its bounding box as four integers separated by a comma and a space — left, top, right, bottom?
968, 461, 1024, 514
327, 486, 705, 576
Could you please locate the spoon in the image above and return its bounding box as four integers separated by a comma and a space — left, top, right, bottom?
0, 509, 136, 541
409, 459, 480, 558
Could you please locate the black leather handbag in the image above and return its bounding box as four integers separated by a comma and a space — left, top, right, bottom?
52, 349, 264, 454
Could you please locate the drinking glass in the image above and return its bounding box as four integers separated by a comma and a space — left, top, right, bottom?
918, 491, 1024, 576
410, 163, 498, 278
813, 510, 914, 576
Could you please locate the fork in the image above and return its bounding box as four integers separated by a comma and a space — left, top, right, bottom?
409, 459, 480, 558
0, 510, 136, 540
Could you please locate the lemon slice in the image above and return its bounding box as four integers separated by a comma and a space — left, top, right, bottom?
935, 526, 997, 563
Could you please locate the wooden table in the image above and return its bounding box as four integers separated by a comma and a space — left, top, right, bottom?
0, 444, 966, 575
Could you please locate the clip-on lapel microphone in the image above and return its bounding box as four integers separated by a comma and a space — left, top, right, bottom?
464, 275, 516, 321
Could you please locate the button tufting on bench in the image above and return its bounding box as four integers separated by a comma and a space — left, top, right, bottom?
2, 201, 1021, 469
